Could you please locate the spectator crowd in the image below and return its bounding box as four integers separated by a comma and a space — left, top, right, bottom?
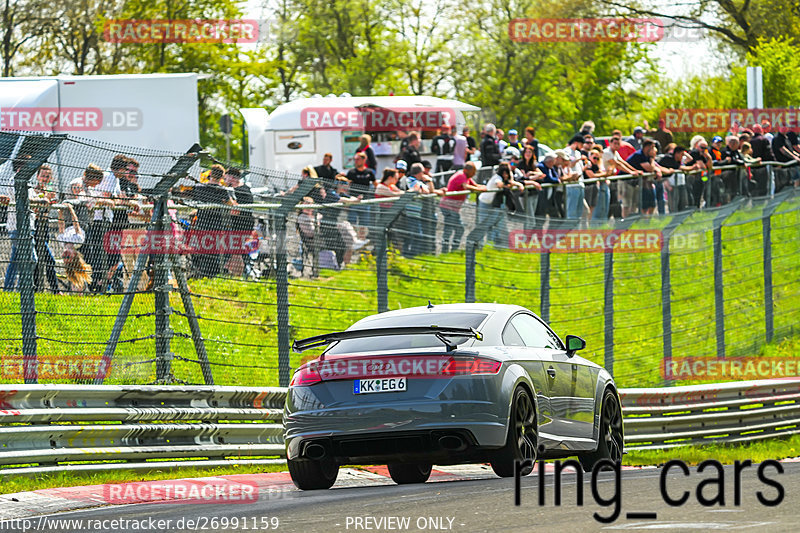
1, 117, 799, 289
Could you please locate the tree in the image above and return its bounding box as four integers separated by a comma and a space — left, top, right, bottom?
392, 0, 456, 95
0, 0, 49, 76
596, 0, 800, 54
453, 0, 654, 145
287, 0, 403, 95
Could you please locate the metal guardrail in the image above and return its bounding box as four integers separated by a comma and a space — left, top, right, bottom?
620, 378, 800, 450
0, 385, 286, 476
1, 378, 798, 475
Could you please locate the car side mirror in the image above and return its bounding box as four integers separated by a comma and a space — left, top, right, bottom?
565, 335, 586, 356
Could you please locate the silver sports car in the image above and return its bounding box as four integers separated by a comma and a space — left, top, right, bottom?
284, 303, 623, 490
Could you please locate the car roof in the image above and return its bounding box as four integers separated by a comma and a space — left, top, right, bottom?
352, 303, 528, 327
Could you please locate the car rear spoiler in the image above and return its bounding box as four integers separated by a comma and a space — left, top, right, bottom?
292, 326, 484, 354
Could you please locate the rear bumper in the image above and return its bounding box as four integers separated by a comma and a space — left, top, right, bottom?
286, 428, 498, 464
284, 399, 508, 462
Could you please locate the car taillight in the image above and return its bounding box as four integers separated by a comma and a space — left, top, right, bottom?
441, 356, 502, 375
290, 362, 322, 386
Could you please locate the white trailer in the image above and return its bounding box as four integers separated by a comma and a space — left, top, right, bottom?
240, 95, 479, 189
0, 73, 200, 189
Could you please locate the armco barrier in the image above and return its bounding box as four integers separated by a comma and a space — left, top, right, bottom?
0, 385, 286, 476
1, 379, 798, 475
620, 378, 800, 450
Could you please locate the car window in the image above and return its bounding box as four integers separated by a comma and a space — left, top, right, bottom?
325, 312, 488, 354
502, 322, 525, 346
509, 314, 563, 349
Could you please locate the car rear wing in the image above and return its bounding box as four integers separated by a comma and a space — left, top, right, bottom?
292, 326, 484, 354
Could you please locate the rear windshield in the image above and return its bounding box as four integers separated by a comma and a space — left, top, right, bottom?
325, 312, 489, 354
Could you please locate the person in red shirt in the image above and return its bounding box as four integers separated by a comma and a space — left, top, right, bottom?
612, 129, 637, 161
438, 162, 485, 253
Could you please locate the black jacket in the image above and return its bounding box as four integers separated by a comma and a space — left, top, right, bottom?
480, 135, 501, 167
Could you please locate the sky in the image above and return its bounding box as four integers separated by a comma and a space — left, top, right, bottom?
242, 0, 725, 93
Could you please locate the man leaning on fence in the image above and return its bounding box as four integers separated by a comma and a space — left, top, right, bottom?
439, 162, 485, 254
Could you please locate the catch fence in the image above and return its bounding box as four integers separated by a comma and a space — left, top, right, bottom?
1, 131, 799, 388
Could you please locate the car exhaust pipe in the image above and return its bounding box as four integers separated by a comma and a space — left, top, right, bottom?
438, 435, 466, 452
304, 442, 328, 460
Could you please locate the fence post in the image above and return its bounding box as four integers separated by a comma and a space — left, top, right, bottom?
540, 252, 550, 323
712, 199, 745, 360
11, 134, 65, 384
95, 146, 200, 384
153, 196, 174, 383
603, 217, 637, 378
761, 190, 791, 344
661, 211, 693, 386
465, 240, 476, 303
766, 164, 775, 196
375, 194, 414, 313
463, 209, 502, 304
275, 179, 319, 387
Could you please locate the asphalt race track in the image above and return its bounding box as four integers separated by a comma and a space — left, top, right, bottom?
4, 461, 800, 533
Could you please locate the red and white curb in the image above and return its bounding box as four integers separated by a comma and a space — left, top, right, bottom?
0, 463, 653, 522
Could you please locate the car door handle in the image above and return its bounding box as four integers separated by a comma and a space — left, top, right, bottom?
547, 367, 557, 378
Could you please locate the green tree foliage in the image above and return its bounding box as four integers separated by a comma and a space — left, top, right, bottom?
647, 37, 799, 142
6, 0, 800, 163
453, 0, 654, 145
598, 0, 800, 54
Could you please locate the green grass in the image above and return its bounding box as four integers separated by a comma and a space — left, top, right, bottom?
0, 195, 799, 388
5, 433, 800, 495
0, 462, 287, 495
624, 433, 800, 466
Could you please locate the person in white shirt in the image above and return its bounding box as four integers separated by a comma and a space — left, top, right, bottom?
563, 135, 586, 220
57, 203, 91, 293
478, 162, 523, 246
451, 132, 468, 171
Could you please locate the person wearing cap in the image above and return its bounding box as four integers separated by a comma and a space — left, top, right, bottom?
431, 124, 455, 174
535, 152, 562, 218
624, 126, 646, 151
395, 160, 409, 190
562, 135, 586, 220
506, 129, 524, 151
402, 162, 436, 257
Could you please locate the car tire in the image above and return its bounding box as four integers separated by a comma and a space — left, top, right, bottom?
579, 389, 624, 472
288, 457, 339, 490
490, 386, 538, 478
387, 463, 432, 484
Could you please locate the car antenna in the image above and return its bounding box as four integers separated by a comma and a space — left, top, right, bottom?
427, 300, 434, 309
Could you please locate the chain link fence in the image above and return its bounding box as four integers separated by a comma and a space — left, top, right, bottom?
1, 132, 799, 388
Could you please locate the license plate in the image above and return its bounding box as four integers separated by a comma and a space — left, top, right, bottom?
354, 377, 407, 394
